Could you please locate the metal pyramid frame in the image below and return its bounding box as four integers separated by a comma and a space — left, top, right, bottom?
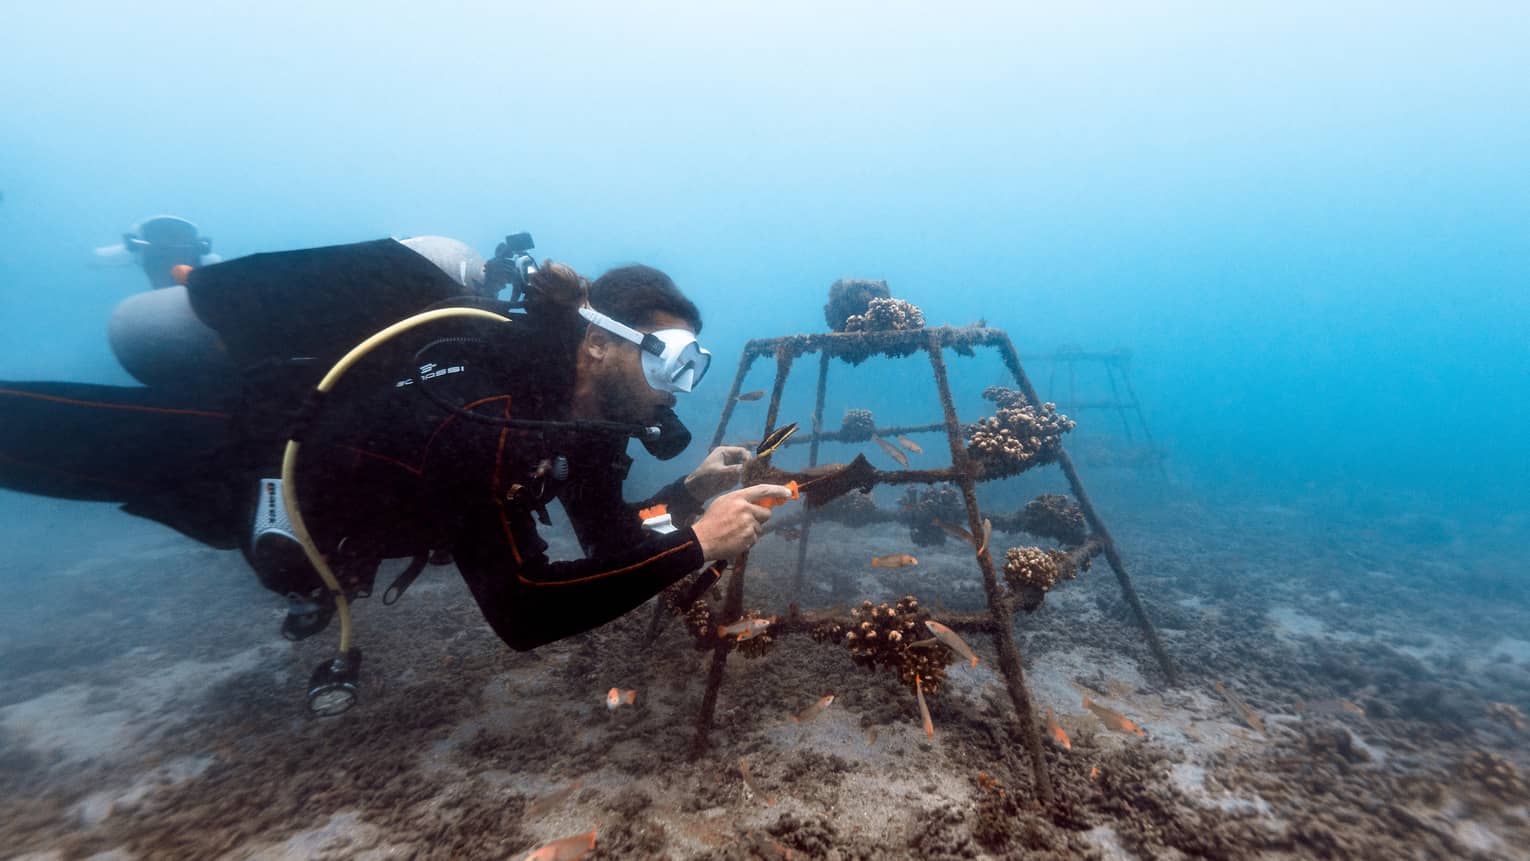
673, 325, 1176, 805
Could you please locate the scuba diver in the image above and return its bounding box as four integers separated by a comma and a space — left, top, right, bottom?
1, 233, 787, 711
93, 215, 229, 388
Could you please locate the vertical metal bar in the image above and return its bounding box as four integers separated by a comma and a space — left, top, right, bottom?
1114, 355, 1170, 481
692, 348, 795, 756
927, 333, 1054, 806
1103, 360, 1135, 442
691, 548, 749, 758
791, 350, 831, 594
995, 336, 1179, 684
709, 348, 759, 449
759, 347, 794, 442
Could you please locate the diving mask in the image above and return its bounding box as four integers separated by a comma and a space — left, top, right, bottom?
578, 307, 712, 393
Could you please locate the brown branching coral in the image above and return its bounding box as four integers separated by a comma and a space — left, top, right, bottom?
1002, 546, 1086, 612
898, 483, 965, 547
1021, 494, 1088, 547
965, 387, 1075, 479
839, 408, 876, 442
841, 596, 952, 694
824, 278, 891, 332
842, 297, 925, 333
807, 599, 948, 694
678, 599, 715, 648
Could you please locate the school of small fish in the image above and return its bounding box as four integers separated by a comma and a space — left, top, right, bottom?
870, 553, 918, 568
735, 389, 766, 401
895, 435, 924, 454
872, 435, 909, 467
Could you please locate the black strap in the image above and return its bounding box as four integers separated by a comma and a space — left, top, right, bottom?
382, 553, 432, 605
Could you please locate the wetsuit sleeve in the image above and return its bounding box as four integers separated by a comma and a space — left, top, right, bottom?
637, 476, 706, 524
452, 497, 705, 651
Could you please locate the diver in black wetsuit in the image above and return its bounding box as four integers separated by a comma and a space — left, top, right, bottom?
0, 236, 787, 658
284, 260, 788, 650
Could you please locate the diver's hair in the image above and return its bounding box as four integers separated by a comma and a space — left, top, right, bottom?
588, 265, 702, 334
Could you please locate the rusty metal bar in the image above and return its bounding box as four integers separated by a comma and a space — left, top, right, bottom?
740, 326, 1008, 361
708, 349, 758, 449
994, 335, 1179, 684
692, 348, 796, 756
1101, 364, 1135, 441
926, 332, 1053, 807
791, 351, 831, 593
777, 421, 948, 447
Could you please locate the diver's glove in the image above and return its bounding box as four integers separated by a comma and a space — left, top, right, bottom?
683, 445, 752, 502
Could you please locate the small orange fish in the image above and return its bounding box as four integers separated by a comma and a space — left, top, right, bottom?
792, 694, 835, 723
976, 772, 1004, 795
931, 518, 975, 547
916, 674, 935, 740
1089, 766, 1101, 780
526, 780, 583, 818
871, 553, 918, 568
739, 757, 776, 806
924, 620, 979, 669
605, 688, 637, 710
975, 518, 992, 556
717, 617, 775, 640
735, 390, 767, 402
1213, 682, 1266, 735
872, 436, 909, 467
1046, 708, 1071, 750
522, 830, 596, 861
896, 435, 924, 454
1083, 697, 1146, 737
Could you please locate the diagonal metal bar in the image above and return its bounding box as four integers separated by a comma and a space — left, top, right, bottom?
926, 332, 1054, 806
994, 336, 1179, 684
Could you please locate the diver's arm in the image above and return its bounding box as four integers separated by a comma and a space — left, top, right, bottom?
453, 499, 705, 651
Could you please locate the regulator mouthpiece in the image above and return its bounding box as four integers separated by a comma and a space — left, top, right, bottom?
307, 648, 363, 717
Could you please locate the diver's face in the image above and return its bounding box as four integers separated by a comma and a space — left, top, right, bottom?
594, 310, 691, 424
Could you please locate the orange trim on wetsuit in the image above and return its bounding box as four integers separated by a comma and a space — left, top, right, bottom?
0, 387, 228, 419
514, 535, 697, 587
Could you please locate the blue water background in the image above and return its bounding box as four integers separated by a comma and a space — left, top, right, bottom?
1, 1, 1525, 534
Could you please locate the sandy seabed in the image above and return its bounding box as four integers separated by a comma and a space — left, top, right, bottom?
1, 473, 1527, 860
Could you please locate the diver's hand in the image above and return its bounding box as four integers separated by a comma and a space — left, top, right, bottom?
684, 445, 752, 502
692, 484, 792, 561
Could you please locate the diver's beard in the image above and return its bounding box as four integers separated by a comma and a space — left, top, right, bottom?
595, 371, 657, 426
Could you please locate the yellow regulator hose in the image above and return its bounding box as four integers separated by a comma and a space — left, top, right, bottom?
279, 307, 509, 657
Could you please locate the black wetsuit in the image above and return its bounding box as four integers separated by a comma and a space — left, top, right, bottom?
290, 309, 709, 650
0, 240, 710, 651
